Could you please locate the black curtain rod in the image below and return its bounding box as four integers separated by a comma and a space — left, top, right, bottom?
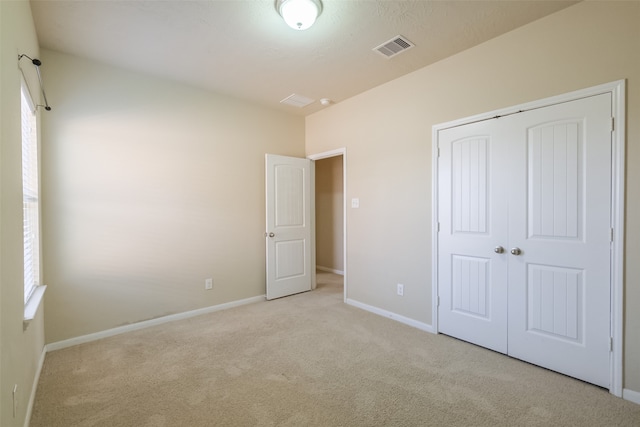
18, 54, 52, 111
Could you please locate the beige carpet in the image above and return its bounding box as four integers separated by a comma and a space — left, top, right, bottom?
31, 272, 640, 426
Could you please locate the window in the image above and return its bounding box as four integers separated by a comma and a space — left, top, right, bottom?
21, 83, 40, 304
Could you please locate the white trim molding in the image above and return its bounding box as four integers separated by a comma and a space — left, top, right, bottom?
316, 265, 344, 275
24, 346, 47, 427
609, 80, 626, 397
46, 295, 265, 352
347, 298, 434, 334
431, 80, 626, 398
307, 148, 346, 160
623, 389, 640, 405
24, 285, 46, 324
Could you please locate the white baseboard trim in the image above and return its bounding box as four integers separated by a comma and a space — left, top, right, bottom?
24, 346, 47, 427
623, 388, 640, 405
46, 295, 266, 352
316, 265, 344, 275
346, 298, 434, 334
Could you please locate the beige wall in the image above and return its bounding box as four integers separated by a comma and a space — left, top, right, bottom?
4, 2, 638, 419
0, 1, 47, 426
315, 156, 344, 273
305, 1, 640, 393
40, 50, 305, 343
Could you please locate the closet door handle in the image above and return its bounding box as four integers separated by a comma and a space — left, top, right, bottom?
494, 246, 505, 254
510, 247, 522, 256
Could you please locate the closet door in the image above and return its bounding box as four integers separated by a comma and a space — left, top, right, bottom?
437, 93, 612, 388
437, 120, 509, 353
506, 94, 612, 388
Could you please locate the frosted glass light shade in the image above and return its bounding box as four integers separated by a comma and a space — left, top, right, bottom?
278, 0, 322, 31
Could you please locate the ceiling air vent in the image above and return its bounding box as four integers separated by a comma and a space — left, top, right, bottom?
373, 35, 414, 59
280, 93, 315, 108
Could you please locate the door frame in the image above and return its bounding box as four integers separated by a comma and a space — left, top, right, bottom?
431, 80, 626, 397
308, 148, 347, 303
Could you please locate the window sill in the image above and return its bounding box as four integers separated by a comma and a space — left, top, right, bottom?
24, 285, 46, 324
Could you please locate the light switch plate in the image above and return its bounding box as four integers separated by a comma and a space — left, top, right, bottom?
351, 198, 360, 208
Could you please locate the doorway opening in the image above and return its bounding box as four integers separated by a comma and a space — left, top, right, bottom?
308, 149, 347, 302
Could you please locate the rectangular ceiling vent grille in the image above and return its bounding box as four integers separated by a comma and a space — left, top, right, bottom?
373, 35, 414, 59
280, 93, 315, 108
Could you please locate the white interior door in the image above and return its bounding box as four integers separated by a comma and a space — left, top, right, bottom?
437, 120, 510, 353
437, 93, 612, 388
506, 94, 612, 388
265, 154, 312, 300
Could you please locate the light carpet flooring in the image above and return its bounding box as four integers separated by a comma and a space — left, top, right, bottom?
31, 271, 640, 426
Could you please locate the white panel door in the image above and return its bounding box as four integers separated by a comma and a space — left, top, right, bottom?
437, 93, 612, 388
265, 154, 312, 300
437, 121, 510, 353
507, 94, 612, 388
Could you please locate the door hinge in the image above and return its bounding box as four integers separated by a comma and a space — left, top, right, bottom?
610, 228, 614, 242
437, 222, 441, 232
610, 117, 615, 132
437, 147, 441, 158
610, 337, 613, 352
437, 296, 440, 307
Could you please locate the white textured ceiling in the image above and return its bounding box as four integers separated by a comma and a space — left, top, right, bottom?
30, 0, 577, 116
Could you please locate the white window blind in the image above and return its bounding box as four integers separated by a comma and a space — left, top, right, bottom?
21, 85, 40, 304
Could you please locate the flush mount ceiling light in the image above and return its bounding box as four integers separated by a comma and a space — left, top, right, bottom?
277, 0, 322, 30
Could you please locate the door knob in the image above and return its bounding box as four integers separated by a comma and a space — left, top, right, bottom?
510, 247, 522, 256
494, 246, 505, 254
268, 232, 275, 238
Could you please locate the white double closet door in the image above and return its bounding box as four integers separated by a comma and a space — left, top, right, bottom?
437, 93, 612, 388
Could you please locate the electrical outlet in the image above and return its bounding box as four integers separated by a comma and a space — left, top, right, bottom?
205, 278, 213, 290
397, 283, 404, 296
